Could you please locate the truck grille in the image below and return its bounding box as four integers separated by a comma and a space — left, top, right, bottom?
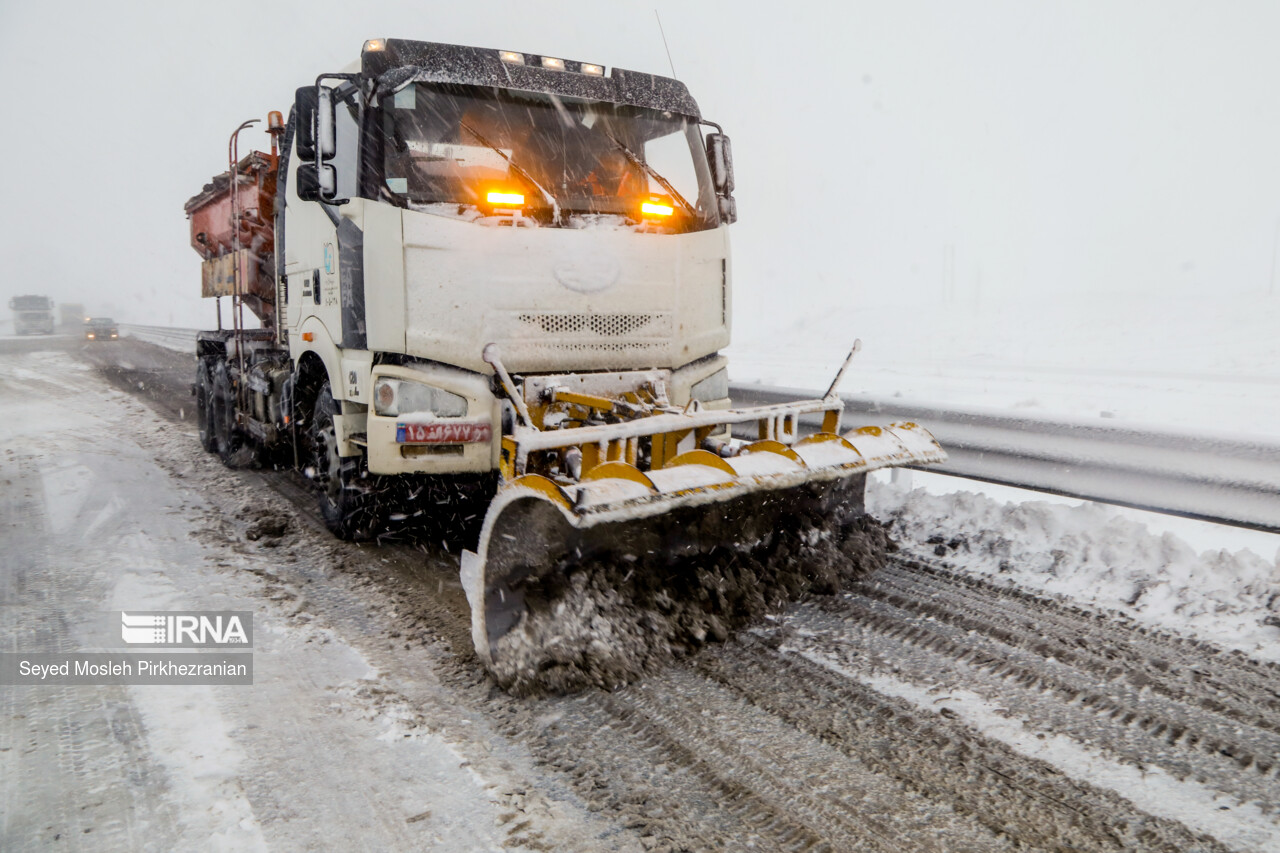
516, 313, 664, 337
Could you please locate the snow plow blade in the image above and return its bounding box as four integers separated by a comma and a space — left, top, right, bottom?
461, 420, 945, 692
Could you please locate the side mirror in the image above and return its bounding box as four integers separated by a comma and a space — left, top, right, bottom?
295, 87, 318, 162
294, 79, 352, 204
316, 86, 336, 161
705, 133, 736, 224
705, 133, 734, 196
296, 164, 320, 201
718, 197, 737, 224
296, 163, 337, 203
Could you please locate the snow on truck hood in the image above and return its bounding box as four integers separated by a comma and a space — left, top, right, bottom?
398, 207, 731, 375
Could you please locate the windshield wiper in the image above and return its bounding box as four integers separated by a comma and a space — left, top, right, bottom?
458, 120, 560, 220
603, 132, 696, 218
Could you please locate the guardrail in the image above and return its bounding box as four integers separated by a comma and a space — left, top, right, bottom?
120, 324, 198, 353
114, 324, 1280, 532
731, 383, 1280, 534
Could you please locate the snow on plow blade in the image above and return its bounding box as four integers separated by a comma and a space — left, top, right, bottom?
461, 419, 945, 690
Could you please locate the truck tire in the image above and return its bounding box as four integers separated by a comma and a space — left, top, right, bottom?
196, 361, 216, 452
309, 381, 379, 540
211, 361, 244, 465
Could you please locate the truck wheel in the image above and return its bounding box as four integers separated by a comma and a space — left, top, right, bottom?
196, 361, 216, 452
309, 382, 379, 540
211, 362, 244, 465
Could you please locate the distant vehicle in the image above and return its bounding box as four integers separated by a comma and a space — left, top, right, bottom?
9, 295, 55, 335
84, 318, 118, 341
59, 303, 85, 330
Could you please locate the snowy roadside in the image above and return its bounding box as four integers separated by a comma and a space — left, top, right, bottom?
730, 290, 1280, 659
868, 472, 1280, 661
1, 349, 631, 851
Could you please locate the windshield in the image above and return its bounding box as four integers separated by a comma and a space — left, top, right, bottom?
12, 296, 51, 311
372, 83, 719, 231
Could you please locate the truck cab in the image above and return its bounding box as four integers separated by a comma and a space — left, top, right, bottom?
9, 295, 56, 336
192, 38, 740, 539
279, 41, 738, 485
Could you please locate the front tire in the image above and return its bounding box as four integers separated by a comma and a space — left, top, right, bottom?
309, 381, 380, 540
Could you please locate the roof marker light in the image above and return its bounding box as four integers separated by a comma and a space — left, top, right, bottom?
581, 63, 604, 76
499, 51, 525, 65
363, 39, 386, 52
541, 56, 565, 71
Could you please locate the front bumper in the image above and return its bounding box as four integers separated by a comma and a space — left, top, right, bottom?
365, 363, 501, 476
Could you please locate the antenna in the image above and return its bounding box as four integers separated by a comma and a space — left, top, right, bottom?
654, 10, 678, 78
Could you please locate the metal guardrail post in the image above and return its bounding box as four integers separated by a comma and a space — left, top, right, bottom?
119, 325, 199, 353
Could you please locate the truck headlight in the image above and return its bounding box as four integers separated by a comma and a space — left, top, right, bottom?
690, 368, 729, 403
373, 377, 467, 418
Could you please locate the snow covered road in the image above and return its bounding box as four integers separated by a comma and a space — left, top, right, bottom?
4, 338, 1279, 851
0, 345, 624, 851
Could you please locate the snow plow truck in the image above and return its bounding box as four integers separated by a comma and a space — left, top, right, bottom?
185, 38, 946, 689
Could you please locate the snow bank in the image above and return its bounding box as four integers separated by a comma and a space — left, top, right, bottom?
868, 479, 1280, 660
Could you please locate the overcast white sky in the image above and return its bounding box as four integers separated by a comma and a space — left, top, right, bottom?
2, 1, 1279, 335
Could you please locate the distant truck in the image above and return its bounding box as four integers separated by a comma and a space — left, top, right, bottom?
60, 303, 86, 330
9, 295, 55, 335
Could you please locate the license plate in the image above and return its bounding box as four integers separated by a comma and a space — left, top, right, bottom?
396, 421, 492, 445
